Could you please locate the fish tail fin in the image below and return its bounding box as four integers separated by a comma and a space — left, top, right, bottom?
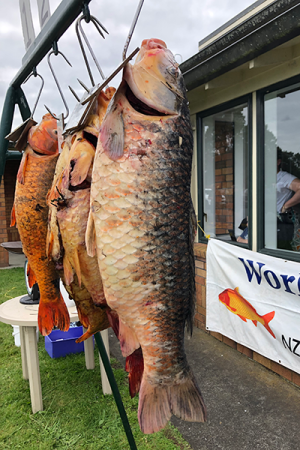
262, 311, 276, 339
10, 203, 16, 227
38, 293, 70, 336
138, 371, 207, 434
26, 262, 37, 288
125, 347, 144, 398
86, 211, 96, 257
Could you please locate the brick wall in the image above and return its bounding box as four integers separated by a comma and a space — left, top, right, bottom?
0, 160, 20, 267
194, 242, 300, 388
0, 180, 9, 267
215, 121, 234, 236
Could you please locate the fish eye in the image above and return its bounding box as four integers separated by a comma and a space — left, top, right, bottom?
54, 130, 58, 135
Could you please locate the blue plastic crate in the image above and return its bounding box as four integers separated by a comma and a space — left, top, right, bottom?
45, 327, 84, 358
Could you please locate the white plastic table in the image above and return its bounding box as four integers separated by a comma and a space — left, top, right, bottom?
0, 295, 111, 413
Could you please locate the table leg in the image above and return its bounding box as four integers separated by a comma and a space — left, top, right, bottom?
83, 328, 95, 370
99, 329, 112, 395
23, 326, 43, 413
19, 326, 28, 380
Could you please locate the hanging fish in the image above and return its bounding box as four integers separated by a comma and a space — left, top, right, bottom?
47, 89, 115, 342
87, 38, 206, 434
11, 114, 70, 336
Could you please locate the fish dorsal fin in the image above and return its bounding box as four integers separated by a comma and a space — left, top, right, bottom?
85, 211, 96, 257
10, 203, 16, 227
100, 106, 124, 161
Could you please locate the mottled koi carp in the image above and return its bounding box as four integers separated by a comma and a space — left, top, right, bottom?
219, 287, 276, 338
87, 38, 206, 433
47, 89, 114, 343
11, 114, 70, 335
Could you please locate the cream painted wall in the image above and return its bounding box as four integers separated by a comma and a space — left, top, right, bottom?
188, 40, 300, 116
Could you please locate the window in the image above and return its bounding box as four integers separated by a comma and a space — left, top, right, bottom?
198, 98, 250, 244
263, 80, 300, 253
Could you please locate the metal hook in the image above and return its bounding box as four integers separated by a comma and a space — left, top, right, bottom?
123, 0, 144, 61
23, 69, 44, 118
75, 14, 108, 87
44, 48, 72, 120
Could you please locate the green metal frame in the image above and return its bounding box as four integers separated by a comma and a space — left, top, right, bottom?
0, 0, 93, 182
0, 2, 138, 447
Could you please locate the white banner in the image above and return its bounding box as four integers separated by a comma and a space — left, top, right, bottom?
206, 238, 300, 374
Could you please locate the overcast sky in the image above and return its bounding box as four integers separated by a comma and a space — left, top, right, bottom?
0, 0, 256, 129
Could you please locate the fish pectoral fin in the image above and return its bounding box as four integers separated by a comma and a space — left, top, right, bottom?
237, 314, 247, 322
252, 320, 258, 327
70, 145, 94, 187
85, 211, 96, 257
17, 152, 28, 184
234, 287, 240, 293
63, 254, 74, 286
100, 107, 124, 161
125, 347, 144, 398
46, 228, 54, 260
10, 203, 16, 227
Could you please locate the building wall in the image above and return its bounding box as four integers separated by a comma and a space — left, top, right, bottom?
187, 36, 300, 385
194, 242, 300, 388
0, 160, 20, 267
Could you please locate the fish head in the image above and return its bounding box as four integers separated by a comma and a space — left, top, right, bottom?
218, 290, 231, 307
123, 38, 184, 115
28, 113, 58, 155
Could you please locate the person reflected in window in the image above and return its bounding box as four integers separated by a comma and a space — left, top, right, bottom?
277, 148, 300, 214
237, 218, 248, 243
277, 148, 300, 250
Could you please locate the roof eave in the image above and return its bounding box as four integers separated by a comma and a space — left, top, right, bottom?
181, 0, 300, 91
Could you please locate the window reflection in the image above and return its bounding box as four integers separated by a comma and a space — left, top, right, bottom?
202, 103, 249, 243
264, 83, 300, 251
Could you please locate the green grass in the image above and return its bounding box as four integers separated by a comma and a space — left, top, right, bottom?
0, 268, 191, 450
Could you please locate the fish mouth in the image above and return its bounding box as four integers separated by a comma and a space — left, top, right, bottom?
125, 83, 167, 116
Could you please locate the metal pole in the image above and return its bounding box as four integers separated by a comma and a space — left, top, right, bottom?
94, 332, 138, 450
0, 86, 16, 183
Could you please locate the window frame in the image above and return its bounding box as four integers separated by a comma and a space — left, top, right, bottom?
257, 74, 300, 262
196, 94, 253, 248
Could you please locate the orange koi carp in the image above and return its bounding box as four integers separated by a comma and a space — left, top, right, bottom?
218, 287, 276, 339
12, 114, 70, 336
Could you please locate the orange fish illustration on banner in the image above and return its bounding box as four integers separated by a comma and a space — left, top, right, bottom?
219, 288, 276, 339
